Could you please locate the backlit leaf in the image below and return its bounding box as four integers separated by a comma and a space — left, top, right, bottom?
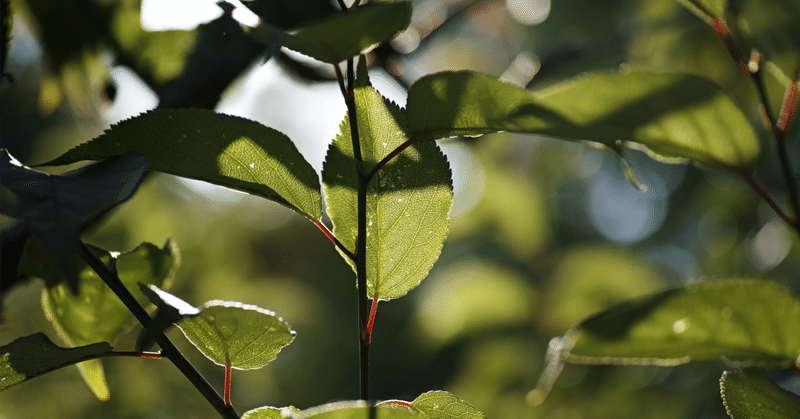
564, 279, 800, 366
39, 109, 322, 220
721, 368, 800, 419
298, 401, 422, 419
176, 300, 295, 370
322, 62, 453, 300
243, 406, 301, 419
247, 2, 411, 64
411, 391, 487, 419
406, 71, 759, 174
0, 333, 110, 391
1, 150, 148, 290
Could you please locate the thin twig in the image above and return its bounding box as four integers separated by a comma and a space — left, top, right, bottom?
77, 241, 240, 419
102, 351, 163, 359
310, 218, 355, 261
739, 171, 798, 230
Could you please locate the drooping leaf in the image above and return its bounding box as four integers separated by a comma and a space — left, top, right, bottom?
39, 109, 322, 220
17, 239, 178, 399
75, 359, 109, 401
247, 2, 412, 64
242, 406, 301, 419
563, 279, 800, 366
322, 61, 453, 300
406, 71, 759, 174
411, 391, 487, 419
19, 238, 180, 347
0, 333, 111, 391
176, 300, 295, 370
721, 368, 800, 419
1, 150, 148, 291
297, 401, 422, 419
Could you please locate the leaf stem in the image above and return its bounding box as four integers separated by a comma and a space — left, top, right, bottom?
103, 351, 163, 360
367, 296, 379, 344
336, 54, 371, 400
77, 241, 240, 419
310, 218, 355, 261
739, 171, 798, 230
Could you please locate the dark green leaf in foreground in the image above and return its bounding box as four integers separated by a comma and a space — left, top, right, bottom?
176, 300, 295, 370
40, 109, 322, 220
1, 151, 148, 290
322, 61, 453, 300
297, 401, 422, 419
411, 391, 487, 419
242, 406, 301, 419
406, 71, 759, 174
0, 333, 111, 391
247, 2, 411, 64
721, 368, 800, 419
564, 279, 800, 366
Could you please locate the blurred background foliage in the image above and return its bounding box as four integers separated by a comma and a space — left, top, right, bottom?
1, 0, 799, 418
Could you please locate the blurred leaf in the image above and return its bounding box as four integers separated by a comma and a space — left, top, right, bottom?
1, 150, 148, 291
297, 401, 422, 418
40, 109, 323, 220
411, 391, 486, 419
0, 333, 111, 391
243, 406, 301, 419
322, 61, 453, 300
735, 0, 800, 78
1, 0, 10, 78
176, 300, 296, 370
721, 368, 800, 418
414, 261, 536, 347
406, 71, 760, 173
564, 279, 800, 366
248, 2, 411, 64
75, 359, 109, 401
675, 0, 727, 20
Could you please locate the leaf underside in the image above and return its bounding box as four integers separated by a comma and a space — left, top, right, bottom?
721, 368, 800, 419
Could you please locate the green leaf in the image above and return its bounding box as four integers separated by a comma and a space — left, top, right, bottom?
75, 359, 109, 401
322, 62, 453, 300
1, 150, 148, 291
248, 2, 412, 64
19, 239, 180, 347
721, 368, 800, 419
411, 391, 487, 419
298, 401, 422, 419
176, 300, 296, 370
136, 283, 200, 351
39, 109, 322, 220
242, 406, 301, 419
564, 279, 800, 366
0, 333, 111, 391
406, 71, 760, 173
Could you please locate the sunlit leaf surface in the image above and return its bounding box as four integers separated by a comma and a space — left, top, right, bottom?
406, 71, 759, 173
297, 401, 422, 419
0, 333, 110, 391
242, 406, 301, 419
411, 391, 487, 419
721, 368, 800, 419
177, 300, 295, 370
248, 2, 411, 64
322, 62, 453, 300
40, 109, 322, 220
